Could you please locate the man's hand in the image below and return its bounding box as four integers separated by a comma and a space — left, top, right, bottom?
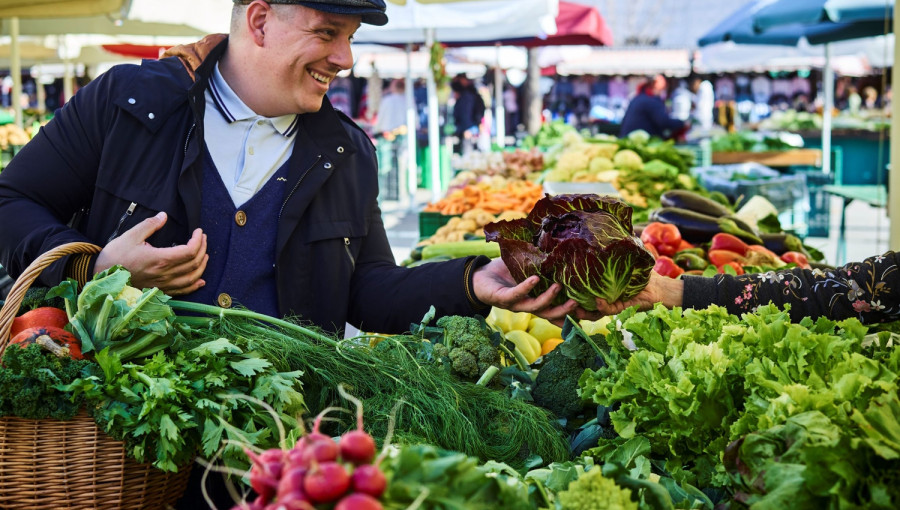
94, 212, 209, 296
472, 258, 588, 325
594, 270, 684, 315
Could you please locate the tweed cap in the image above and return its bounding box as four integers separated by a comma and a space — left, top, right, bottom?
235, 0, 388, 26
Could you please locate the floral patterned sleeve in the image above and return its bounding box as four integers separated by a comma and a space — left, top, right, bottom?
681, 251, 900, 325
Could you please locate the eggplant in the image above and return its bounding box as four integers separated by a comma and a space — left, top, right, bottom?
759, 233, 807, 256
660, 190, 733, 218
650, 207, 763, 245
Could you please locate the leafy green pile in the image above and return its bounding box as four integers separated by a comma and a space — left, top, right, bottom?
61, 338, 305, 472
578, 303, 900, 508
0, 344, 99, 420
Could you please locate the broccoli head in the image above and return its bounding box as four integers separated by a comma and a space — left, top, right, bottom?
532, 339, 601, 421
557, 468, 638, 510
435, 315, 501, 381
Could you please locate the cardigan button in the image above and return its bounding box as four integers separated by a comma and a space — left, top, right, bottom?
235, 210, 247, 226
217, 293, 232, 308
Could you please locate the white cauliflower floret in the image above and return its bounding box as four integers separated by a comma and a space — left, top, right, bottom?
613, 149, 643, 171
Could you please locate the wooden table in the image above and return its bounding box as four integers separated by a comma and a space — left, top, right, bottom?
822, 184, 888, 265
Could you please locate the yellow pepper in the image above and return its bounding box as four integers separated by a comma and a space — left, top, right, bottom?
486, 307, 532, 333
580, 316, 612, 337
527, 317, 563, 345
504, 330, 542, 364
541, 338, 564, 356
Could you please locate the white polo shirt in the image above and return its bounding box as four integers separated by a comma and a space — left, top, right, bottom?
204, 63, 299, 207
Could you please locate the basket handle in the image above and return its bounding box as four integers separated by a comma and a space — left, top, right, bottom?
0, 242, 101, 354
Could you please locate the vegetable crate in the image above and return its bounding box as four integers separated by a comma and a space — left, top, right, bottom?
419, 211, 461, 239
0, 243, 192, 509
789, 167, 834, 238
692, 162, 808, 212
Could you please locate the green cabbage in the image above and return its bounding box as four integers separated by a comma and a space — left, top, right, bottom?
483, 194, 654, 310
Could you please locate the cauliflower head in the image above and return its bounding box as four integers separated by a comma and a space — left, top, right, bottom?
588, 157, 614, 174
612, 149, 643, 171
557, 468, 637, 510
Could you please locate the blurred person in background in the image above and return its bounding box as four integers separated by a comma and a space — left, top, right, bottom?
863, 86, 879, 109
619, 74, 687, 140
374, 78, 414, 139
451, 74, 485, 154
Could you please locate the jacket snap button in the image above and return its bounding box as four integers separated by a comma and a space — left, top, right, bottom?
148, 112, 155, 120
336, 146, 344, 153
217, 293, 232, 308
127, 98, 136, 104
324, 162, 333, 170
235, 210, 247, 226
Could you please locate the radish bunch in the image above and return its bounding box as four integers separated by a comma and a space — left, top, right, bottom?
231, 404, 386, 510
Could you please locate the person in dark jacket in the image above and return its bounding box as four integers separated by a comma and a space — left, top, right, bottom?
0, 0, 582, 336
594, 251, 900, 326
451, 75, 485, 154
618, 74, 687, 140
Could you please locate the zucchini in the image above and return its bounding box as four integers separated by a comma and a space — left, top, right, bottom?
660, 190, 732, 217
421, 240, 502, 260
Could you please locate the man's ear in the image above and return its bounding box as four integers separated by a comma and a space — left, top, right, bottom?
245, 0, 271, 46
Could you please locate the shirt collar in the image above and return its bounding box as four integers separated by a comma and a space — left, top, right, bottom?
208, 62, 299, 137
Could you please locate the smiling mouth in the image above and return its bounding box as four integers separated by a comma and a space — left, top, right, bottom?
309, 70, 331, 85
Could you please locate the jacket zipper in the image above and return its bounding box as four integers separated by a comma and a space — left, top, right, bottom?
343, 237, 356, 270
278, 155, 322, 220
107, 202, 137, 243
183, 123, 196, 156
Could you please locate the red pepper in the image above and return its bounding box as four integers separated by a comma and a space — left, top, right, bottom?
653, 256, 685, 279
707, 249, 747, 268
717, 261, 745, 275
644, 242, 660, 260
745, 245, 784, 268
709, 233, 750, 257
640, 222, 682, 257
780, 251, 811, 269
675, 239, 695, 252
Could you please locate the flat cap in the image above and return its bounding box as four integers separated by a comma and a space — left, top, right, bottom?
235, 0, 388, 26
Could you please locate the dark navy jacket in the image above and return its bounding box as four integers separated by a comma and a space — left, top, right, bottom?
0, 38, 479, 334
619, 93, 686, 140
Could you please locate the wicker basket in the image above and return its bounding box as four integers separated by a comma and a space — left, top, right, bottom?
0, 242, 192, 509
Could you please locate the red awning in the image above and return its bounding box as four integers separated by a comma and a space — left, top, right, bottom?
101, 43, 173, 60
444, 1, 613, 48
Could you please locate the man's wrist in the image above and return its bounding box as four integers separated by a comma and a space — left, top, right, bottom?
464, 255, 492, 312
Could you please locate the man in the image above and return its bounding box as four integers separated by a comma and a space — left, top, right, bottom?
0, 0, 581, 338
451, 74, 485, 154
619, 74, 687, 140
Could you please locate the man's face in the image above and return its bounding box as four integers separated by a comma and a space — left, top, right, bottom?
261, 4, 360, 114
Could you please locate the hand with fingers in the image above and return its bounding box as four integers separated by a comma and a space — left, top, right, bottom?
472, 258, 599, 327
94, 212, 209, 296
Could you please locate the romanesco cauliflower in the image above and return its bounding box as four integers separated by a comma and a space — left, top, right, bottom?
557, 468, 637, 510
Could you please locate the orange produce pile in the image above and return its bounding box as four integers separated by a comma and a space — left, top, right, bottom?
424, 180, 544, 216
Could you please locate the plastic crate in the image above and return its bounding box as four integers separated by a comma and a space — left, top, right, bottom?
692, 162, 807, 212
419, 211, 461, 239
789, 167, 834, 238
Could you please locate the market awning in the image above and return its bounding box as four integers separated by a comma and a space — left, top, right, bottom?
554, 47, 691, 76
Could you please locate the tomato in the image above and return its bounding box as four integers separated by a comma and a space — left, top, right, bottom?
640, 222, 682, 257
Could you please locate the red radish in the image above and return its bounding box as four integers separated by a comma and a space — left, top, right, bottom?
276, 467, 309, 502
269, 491, 315, 510
300, 437, 339, 465
10, 307, 68, 338
245, 448, 284, 503
351, 464, 387, 498
334, 493, 384, 510
230, 496, 265, 510
340, 430, 376, 465
10, 326, 83, 360
303, 462, 350, 503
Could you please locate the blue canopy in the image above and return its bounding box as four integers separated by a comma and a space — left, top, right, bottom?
754, 0, 893, 31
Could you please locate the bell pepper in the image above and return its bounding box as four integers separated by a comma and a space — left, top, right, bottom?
675, 247, 706, 259
718, 261, 745, 275
674, 252, 709, 271
487, 307, 532, 333
675, 239, 695, 252
707, 249, 747, 269
781, 251, 811, 269
709, 233, 750, 257
644, 242, 660, 260
527, 317, 563, 345
580, 317, 612, 337
640, 222, 682, 257
653, 255, 684, 279
504, 330, 542, 364
541, 338, 564, 356
745, 245, 786, 268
